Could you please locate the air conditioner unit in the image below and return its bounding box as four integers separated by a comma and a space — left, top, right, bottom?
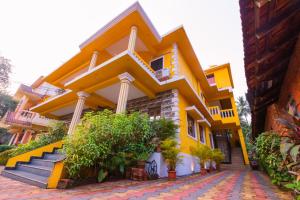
155, 68, 170, 81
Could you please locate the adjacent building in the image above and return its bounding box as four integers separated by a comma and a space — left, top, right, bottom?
240, 0, 300, 137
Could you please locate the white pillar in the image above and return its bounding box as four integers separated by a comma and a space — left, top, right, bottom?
8, 134, 16, 145
20, 130, 31, 144
128, 26, 138, 52
116, 73, 134, 113
67, 91, 90, 135
88, 51, 99, 70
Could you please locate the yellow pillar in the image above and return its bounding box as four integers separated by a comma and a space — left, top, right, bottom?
204, 126, 211, 148
67, 91, 90, 135
88, 51, 99, 70
128, 26, 137, 52
116, 73, 134, 114
237, 128, 249, 165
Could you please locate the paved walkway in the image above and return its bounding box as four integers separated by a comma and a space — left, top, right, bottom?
0, 170, 292, 200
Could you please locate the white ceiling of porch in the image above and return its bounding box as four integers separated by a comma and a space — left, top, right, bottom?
94, 82, 145, 103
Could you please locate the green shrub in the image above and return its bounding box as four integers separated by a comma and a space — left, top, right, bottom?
160, 138, 182, 171
255, 132, 293, 185
63, 110, 156, 180
10, 122, 67, 157
0, 149, 15, 165
150, 118, 178, 140
190, 144, 212, 168
0, 145, 13, 153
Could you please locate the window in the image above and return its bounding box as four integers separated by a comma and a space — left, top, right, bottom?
199, 125, 205, 143
206, 74, 215, 85
187, 114, 196, 138
149, 107, 161, 120
150, 57, 163, 71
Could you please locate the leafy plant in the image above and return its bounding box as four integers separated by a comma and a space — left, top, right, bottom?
11, 121, 67, 157
63, 110, 156, 180
0, 149, 15, 165
285, 180, 300, 198
190, 144, 212, 168
211, 149, 224, 166
161, 138, 182, 171
255, 131, 293, 185
0, 145, 14, 153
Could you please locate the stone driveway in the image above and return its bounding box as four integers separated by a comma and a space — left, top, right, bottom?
0, 169, 292, 200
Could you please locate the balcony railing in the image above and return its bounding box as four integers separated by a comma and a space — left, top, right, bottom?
220, 109, 235, 118
209, 106, 235, 121
209, 106, 220, 116
4, 111, 32, 127
4, 110, 54, 127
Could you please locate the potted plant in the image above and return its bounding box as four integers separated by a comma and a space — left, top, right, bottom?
161, 138, 182, 180
211, 149, 225, 171
190, 144, 211, 174
150, 118, 178, 152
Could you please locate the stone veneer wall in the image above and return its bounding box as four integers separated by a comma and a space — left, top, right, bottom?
127, 89, 180, 136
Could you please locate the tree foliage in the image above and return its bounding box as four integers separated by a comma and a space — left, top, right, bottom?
0, 56, 12, 93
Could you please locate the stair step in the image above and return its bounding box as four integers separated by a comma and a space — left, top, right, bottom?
43, 153, 65, 161
31, 159, 55, 168
17, 164, 52, 177
2, 169, 48, 188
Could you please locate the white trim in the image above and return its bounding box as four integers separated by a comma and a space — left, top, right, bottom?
186, 113, 197, 140
198, 124, 206, 144
185, 105, 204, 119
118, 72, 135, 82
197, 119, 211, 127
79, 2, 161, 49
29, 90, 72, 111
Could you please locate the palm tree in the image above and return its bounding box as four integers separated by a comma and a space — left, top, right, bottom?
236, 96, 250, 125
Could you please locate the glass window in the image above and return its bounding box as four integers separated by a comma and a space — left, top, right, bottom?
206, 74, 215, 85
210, 133, 215, 149
199, 125, 205, 143
150, 57, 163, 71
187, 114, 196, 138
148, 107, 161, 121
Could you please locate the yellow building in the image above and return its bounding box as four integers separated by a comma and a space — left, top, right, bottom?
2, 2, 248, 188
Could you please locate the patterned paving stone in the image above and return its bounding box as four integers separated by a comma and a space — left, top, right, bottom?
0, 169, 293, 200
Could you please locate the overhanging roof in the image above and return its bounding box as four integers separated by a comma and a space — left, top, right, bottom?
239, 0, 300, 136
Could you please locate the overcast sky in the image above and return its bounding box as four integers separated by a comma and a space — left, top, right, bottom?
0, 0, 247, 98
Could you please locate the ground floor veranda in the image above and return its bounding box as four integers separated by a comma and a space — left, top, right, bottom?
0, 166, 292, 200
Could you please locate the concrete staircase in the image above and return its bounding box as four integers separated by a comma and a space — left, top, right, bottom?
2, 149, 65, 188
220, 148, 248, 170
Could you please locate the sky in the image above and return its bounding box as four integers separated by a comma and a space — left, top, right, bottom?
0, 0, 247, 98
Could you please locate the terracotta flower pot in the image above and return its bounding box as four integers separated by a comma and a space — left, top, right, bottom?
168, 170, 176, 180
137, 160, 146, 169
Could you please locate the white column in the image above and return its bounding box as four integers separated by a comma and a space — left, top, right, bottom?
88, 51, 99, 70
116, 73, 134, 113
128, 26, 138, 52
67, 91, 90, 135
8, 134, 16, 145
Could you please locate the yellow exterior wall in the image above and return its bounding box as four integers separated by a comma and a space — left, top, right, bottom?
178, 50, 199, 93
209, 67, 232, 89
178, 92, 212, 155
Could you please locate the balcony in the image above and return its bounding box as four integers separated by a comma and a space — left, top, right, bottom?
3, 110, 55, 128
209, 106, 237, 124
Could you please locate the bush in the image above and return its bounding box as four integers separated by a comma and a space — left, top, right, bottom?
0, 149, 15, 165
150, 118, 178, 140
190, 144, 212, 168
63, 110, 156, 180
160, 138, 182, 171
0, 145, 13, 153
255, 132, 293, 185
211, 149, 224, 165
10, 122, 67, 157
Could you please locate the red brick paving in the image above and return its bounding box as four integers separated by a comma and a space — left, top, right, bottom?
0, 169, 292, 200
